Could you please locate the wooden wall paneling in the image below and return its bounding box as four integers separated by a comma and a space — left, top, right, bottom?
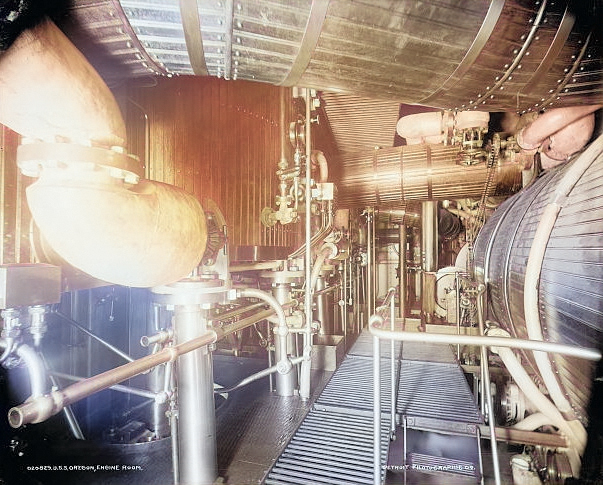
125, 77, 303, 255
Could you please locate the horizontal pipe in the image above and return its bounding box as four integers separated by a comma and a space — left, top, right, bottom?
313, 284, 340, 297
50, 371, 159, 400
8, 330, 217, 428
479, 425, 567, 448
229, 261, 283, 272
212, 300, 298, 337
216, 356, 304, 394
211, 302, 268, 322
368, 323, 601, 361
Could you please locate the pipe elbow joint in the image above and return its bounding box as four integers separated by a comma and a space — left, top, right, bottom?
276, 358, 293, 375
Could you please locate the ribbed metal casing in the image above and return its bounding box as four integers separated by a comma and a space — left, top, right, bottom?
336, 144, 523, 207
474, 135, 603, 421
63, 1, 602, 111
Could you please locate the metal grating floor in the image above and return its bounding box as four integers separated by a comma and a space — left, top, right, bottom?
265, 410, 390, 485
397, 359, 483, 432
315, 355, 398, 413
265, 331, 484, 485
348, 331, 403, 359
401, 341, 458, 363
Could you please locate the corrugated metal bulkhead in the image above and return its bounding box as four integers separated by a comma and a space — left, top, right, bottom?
474, 135, 603, 422
63, 0, 603, 111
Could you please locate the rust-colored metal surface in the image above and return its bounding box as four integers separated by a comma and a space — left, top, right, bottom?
125, 77, 299, 253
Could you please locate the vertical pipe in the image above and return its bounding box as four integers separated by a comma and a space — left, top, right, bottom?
267, 340, 274, 393
174, 305, 217, 485
403, 416, 408, 485
343, 261, 348, 338
390, 293, 396, 436
373, 333, 381, 485
421, 201, 438, 272
316, 276, 328, 335
455, 272, 461, 358
476, 286, 501, 485
300, 89, 313, 401
476, 427, 484, 485
367, 210, 373, 321
271, 284, 297, 396
421, 202, 438, 322
170, 386, 179, 485
42, 354, 84, 440
148, 303, 169, 438
398, 224, 407, 320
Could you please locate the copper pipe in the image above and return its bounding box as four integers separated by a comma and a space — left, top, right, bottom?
8, 330, 217, 428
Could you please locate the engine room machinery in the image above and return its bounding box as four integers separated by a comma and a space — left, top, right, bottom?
0, 1, 602, 485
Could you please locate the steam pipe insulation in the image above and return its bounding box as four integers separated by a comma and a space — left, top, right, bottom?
25, 168, 207, 287
512, 412, 555, 432
310, 150, 329, 182
2, 19, 208, 288
517, 105, 602, 168
309, 243, 338, 292
0, 19, 125, 147
396, 111, 489, 145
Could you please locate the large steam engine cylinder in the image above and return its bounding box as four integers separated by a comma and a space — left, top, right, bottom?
474, 135, 603, 422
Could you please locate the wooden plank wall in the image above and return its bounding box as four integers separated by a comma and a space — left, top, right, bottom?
125, 76, 301, 256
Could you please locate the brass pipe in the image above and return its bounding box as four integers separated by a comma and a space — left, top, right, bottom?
8, 330, 217, 428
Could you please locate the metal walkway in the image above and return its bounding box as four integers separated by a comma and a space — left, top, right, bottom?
264, 331, 484, 485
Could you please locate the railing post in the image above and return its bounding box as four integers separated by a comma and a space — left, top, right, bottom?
373, 331, 381, 485
390, 289, 396, 436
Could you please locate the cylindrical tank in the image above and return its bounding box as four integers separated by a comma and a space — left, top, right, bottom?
336, 144, 522, 207
474, 135, 603, 422
63, 1, 603, 111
